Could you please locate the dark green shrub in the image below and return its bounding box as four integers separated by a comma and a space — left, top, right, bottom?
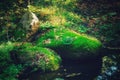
0, 42, 23, 80
0, 64, 23, 80
0, 42, 14, 70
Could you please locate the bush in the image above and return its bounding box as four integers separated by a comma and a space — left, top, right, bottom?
0, 42, 23, 80
0, 42, 14, 71
0, 64, 23, 80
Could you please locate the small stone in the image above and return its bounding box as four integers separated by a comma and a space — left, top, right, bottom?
63, 69, 67, 72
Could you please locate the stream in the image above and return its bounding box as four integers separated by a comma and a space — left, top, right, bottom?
27, 58, 102, 80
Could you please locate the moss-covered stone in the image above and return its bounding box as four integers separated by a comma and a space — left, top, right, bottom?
0, 42, 61, 80
14, 43, 61, 71
36, 27, 102, 60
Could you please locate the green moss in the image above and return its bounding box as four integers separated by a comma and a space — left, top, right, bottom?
37, 28, 101, 52
0, 42, 14, 69
36, 28, 102, 59
0, 42, 61, 80
16, 43, 61, 71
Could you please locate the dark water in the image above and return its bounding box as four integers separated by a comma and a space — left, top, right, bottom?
27, 58, 102, 80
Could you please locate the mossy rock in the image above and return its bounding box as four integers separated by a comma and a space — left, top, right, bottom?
13, 43, 61, 71
36, 27, 102, 60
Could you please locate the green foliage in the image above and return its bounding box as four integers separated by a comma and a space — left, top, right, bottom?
0, 0, 27, 42
40, 22, 55, 30
15, 43, 61, 71
98, 22, 120, 43
0, 42, 14, 69
0, 42, 23, 80
32, 0, 77, 11
28, 1, 88, 34
28, 0, 87, 33
0, 64, 23, 80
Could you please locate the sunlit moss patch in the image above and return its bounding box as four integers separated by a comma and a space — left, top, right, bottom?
36, 28, 102, 59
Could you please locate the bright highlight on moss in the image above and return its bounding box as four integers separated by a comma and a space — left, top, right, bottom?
36, 28, 102, 59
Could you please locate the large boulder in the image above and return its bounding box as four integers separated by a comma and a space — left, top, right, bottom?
36, 27, 102, 60
11, 43, 61, 71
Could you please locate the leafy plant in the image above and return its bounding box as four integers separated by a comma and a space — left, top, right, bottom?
0, 64, 23, 80
0, 42, 14, 70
